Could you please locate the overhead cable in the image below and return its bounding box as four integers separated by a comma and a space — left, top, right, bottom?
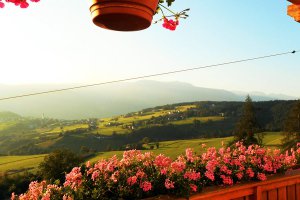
0, 50, 298, 101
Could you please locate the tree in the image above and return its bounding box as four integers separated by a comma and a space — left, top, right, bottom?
141, 137, 151, 145
193, 119, 201, 128
38, 149, 82, 183
80, 146, 90, 154
282, 100, 300, 150
234, 95, 261, 146
155, 142, 160, 149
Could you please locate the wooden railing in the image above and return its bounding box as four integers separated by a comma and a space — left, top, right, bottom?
190, 172, 300, 200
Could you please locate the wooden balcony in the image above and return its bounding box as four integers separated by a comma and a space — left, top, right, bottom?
189, 171, 300, 200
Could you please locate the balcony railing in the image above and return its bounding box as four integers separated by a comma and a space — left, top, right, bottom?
189, 172, 300, 200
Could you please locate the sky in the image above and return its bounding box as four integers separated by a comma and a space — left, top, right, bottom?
0, 0, 299, 97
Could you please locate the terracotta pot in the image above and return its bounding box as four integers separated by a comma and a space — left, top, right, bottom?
288, 4, 300, 22
90, 0, 159, 31
288, 0, 300, 4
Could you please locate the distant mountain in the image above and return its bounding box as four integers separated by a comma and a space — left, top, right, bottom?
0, 80, 297, 119
0, 111, 21, 122
232, 90, 297, 101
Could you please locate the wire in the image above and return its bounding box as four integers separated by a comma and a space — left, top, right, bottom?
0, 50, 298, 101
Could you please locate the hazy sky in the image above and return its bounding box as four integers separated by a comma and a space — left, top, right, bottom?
0, 0, 299, 97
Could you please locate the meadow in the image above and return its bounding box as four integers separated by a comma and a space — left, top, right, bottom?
0, 132, 284, 175
0, 155, 46, 175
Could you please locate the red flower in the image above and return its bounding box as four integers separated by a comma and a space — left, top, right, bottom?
0, 0, 39, 8
0, 1, 5, 8
190, 184, 197, 192
162, 17, 179, 31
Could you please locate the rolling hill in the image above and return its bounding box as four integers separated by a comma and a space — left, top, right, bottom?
0, 80, 297, 119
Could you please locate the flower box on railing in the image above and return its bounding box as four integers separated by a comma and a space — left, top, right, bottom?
11, 143, 300, 200
146, 171, 300, 200
189, 172, 300, 200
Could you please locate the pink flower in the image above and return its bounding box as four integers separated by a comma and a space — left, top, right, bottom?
186, 148, 195, 162
205, 171, 215, 181
171, 160, 186, 173
220, 175, 233, 185
127, 176, 137, 186
41, 193, 50, 200
263, 162, 273, 172
246, 167, 255, 178
64, 167, 82, 190
20, 1, 29, 8
111, 171, 119, 183
86, 161, 91, 168
162, 17, 179, 31
257, 173, 267, 181
164, 178, 175, 189
236, 172, 243, 180
154, 154, 172, 168
2, 0, 39, 8
184, 170, 201, 181
190, 184, 197, 192
140, 181, 152, 192
136, 170, 146, 178
160, 168, 167, 175
11, 192, 16, 200
63, 195, 73, 200
91, 171, 100, 181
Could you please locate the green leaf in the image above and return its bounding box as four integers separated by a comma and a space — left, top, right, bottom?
166, 0, 175, 7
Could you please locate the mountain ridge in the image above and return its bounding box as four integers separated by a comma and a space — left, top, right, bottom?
0, 80, 298, 119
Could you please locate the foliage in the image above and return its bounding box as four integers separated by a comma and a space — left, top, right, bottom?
282, 100, 300, 150
12, 142, 299, 200
0, 171, 40, 199
234, 95, 261, 146
38, 149, 82, 183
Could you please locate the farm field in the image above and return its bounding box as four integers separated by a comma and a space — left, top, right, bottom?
94, 104, 200, 135
0, 155, 46, 175
170, 116, 224, 125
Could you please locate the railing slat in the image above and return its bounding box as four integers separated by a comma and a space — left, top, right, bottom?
262, 191, 267, 200
278, 187, 287, 200
189, 174, 300, 200
268, 189, 278, 200
287, 185, 296, 200
256, 186, 262, 200
232, 197, 244, 200
262, 179, 300, 191
296, 184, 300, 200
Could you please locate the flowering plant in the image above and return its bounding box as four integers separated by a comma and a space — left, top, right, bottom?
0, 0, 189, 31
156, 0, 189, 31
0, 0, 39, 8
12, 142, 299, 200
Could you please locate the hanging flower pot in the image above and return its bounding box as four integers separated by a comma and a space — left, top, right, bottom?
288, 4, 300, 22
288, 0, 300, 4
90, 0, 159, 31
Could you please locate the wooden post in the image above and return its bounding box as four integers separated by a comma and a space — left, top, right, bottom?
256, 186, 262, 200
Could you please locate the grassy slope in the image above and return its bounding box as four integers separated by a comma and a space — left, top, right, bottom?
94, 105, 199, 136
88, 132, 284, 162
171, 116, 224, 125
88, 137, 233, 162
0, 132, 285, 175
0, 155, 46, 174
